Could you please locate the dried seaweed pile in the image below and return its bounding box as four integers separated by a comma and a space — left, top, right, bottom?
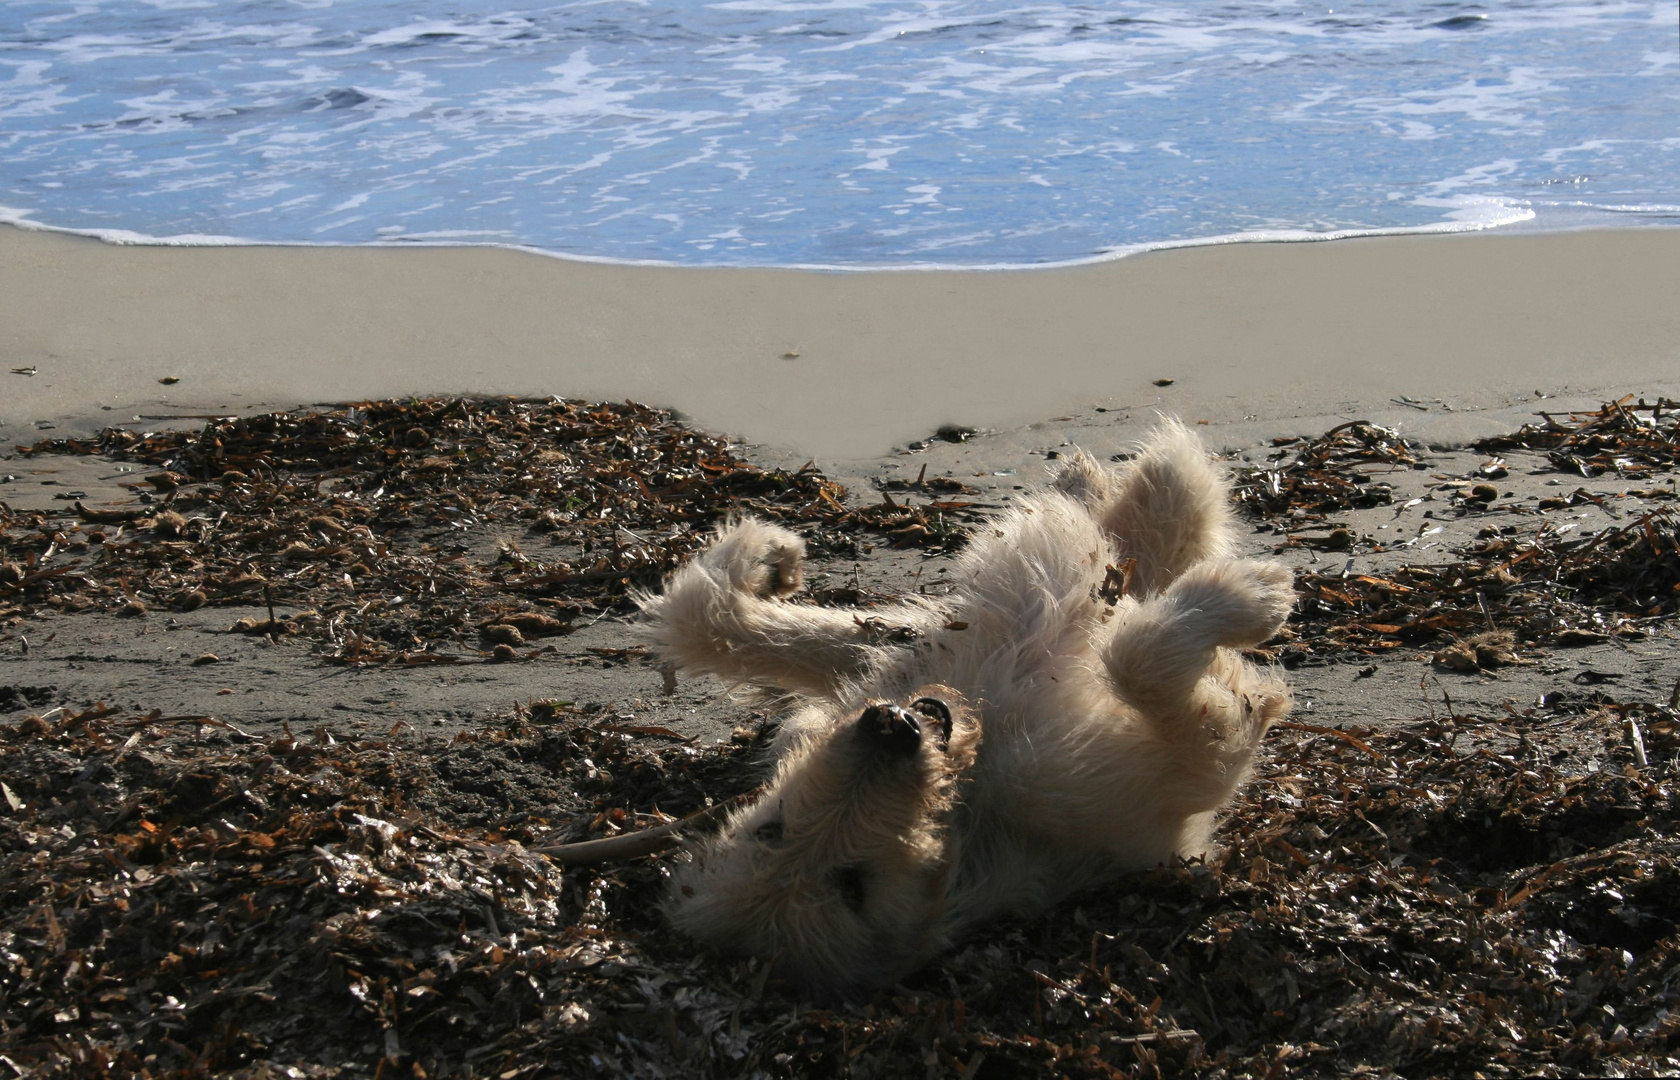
4, 697, 1676, 1078
1231, 421, 1422, 520
1219, 407, 1680, 661
0, 703, 752, 1079
3, 399, 969, 662
1474, 397, 1680, 478
1289, 507, 1680, 659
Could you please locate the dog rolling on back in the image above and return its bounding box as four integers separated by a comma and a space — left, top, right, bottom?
636, 420, 1294, 996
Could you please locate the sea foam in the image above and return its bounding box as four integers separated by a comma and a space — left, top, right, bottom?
1, 1, 1674, 268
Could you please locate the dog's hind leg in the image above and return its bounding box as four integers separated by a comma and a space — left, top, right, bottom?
1094, 557, 1293, 828
637, 518, 937, 698
1097, 420, 1236, 596
1101, 557, 1293, 722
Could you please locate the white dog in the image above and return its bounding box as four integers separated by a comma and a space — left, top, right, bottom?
636, 421, 1294, 995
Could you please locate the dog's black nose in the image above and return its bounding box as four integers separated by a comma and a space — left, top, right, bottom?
856, 703, 922, 756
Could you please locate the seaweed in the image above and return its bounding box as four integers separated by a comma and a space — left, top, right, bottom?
3, 399, 974, 665
1231, 421, 1422, 520
1473, 397, 1680, 478
2, 697, 1676, 1077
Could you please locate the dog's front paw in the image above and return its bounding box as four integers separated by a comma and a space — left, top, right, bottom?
699, 518, 806, 599
1172, 559, 1295, 648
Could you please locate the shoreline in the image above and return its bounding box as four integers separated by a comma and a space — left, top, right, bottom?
2, 224, 1678, 463
0, 203, 1558, 273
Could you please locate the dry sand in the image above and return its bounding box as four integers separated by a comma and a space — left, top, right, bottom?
3, 224, 1679, 745
3, 224, 1678, 463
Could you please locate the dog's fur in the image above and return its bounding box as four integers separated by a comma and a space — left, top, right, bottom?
636, 421, 1294, 995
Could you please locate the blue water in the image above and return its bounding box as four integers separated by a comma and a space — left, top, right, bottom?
1, 1, 1675, 268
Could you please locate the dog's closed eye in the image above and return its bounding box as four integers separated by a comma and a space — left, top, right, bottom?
832, 866, 867, 913
754, 821, 784, 845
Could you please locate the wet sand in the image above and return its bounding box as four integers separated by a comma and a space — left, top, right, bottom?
2, 224, 1678, 462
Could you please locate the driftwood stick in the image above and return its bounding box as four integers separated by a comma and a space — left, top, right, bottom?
531, 787, 764, 866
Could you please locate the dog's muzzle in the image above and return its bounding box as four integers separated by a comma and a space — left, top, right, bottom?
856, 698, 954, 756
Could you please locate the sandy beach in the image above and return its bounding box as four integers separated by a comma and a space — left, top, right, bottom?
4, 225, 1680, 1074
4, 224, 1679, 462
8, 0, 1680, 1062
4, 219, 1680, 734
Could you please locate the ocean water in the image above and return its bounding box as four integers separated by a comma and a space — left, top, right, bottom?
0, 0, 1675, 269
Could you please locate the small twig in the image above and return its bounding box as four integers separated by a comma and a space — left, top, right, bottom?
73, 501, 147, 524
1626, 718, 1649, 768
532, 788, 764, 865
1272, 720, 1380, 758
264, 585, 280, 644
1106, 1029, 1201, 1046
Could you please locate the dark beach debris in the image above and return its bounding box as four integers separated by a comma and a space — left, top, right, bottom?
903, 424, 978, 453
6, 399, 1678, 669
5, 401, 1680, 1075
1283, 506, 1680, 661
880, 462, 978, 496
2, 398, 977, 664
1231, 420, 1422, 520
2, 693, 1678, 1077
1473, 396, 1680, 478
1433, 629, 1529, 672
1221, 405, 1679, 663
